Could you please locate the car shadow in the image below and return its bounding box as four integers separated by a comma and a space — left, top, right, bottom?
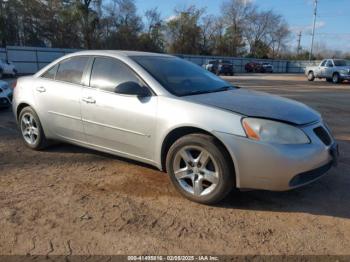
45, 142, 160, 171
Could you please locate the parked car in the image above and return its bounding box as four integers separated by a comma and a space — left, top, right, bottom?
203, 60, 234, 76
0, 58, 17, 79
245, 61, 273, 73
202, 60, 217, 73
261, 62, 274, 73
305, 59, 350, 84
12, 51, 338, 204
0, 80, 13, 108
245, 61, 261, 73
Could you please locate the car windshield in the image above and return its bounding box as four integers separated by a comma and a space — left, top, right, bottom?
333, 60, 349, 66
132, 56, 235, 96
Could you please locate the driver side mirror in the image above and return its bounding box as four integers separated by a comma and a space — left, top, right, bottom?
115, 81, 151, 97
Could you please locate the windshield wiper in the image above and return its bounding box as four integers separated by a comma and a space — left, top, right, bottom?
183, 86, 233, 96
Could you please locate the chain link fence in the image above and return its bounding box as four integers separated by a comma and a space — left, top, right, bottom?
0, 46, 320, 75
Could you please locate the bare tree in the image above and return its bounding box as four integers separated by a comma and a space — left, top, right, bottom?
267, 20, 290, 58
220, 0, 254, 56
199, 15, 217, 55
165, 6, 204, 54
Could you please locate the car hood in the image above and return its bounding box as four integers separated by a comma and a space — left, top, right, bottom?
183, 88, 321, 125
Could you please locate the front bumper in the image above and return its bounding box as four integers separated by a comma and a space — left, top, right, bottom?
215, 121, 338, 191
263, 68, 273, 73
340, 73, 350, 80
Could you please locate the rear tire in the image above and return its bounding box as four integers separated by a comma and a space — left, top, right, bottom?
308, 71, 315, 81
19, 106, 49, 150
166, 133, 234, 205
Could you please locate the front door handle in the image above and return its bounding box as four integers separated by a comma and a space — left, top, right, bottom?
82, 97, 96, 104
36, 86, 46, 93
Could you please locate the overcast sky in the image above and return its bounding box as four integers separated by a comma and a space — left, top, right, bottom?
134, 0, 350, 51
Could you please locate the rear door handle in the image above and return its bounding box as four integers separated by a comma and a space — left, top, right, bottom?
82, 97, 96, 104
36, 86, 46, 93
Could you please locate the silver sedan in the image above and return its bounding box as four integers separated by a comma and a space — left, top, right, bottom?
12, 51, 339, 204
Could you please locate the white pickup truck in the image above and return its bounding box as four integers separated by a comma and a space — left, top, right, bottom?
305, 59, 350, 84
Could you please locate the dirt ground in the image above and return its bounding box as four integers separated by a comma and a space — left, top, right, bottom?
0, 74, 349, 255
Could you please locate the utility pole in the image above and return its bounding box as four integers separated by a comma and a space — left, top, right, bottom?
309, 0, 318, 61
297, 31, 302, 55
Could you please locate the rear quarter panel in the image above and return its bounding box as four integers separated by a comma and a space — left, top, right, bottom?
13, 76, 38, 120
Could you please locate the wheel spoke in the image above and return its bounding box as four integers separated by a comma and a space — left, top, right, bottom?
179, 149, 194, 165
30, 133, 35, 143
29, 115, 34, 126
22, 117, 29, 126
203, 169, 219, 185
174, 167, 193, 180
196, 150, 210, 167
32, 127, 39, 136
193, 179, 204, 196
23, 129, 30, 136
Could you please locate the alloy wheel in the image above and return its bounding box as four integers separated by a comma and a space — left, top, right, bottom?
173, 145, 219, 196
20, 112, 39, 145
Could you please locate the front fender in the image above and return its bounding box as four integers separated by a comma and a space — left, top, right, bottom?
154, 96, 246, 167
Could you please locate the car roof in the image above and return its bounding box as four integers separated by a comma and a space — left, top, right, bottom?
67, 50, 173, 58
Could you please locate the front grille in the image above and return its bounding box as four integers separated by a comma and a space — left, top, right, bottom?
314, 126, 332, 146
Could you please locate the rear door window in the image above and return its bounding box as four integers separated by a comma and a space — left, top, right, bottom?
56, 57, 89, 85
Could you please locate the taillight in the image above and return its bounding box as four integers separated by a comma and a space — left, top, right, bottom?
11, 80, 17, 89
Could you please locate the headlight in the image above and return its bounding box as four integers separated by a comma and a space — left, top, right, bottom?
242, 118, 310, 144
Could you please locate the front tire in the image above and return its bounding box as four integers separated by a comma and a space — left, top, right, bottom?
19, 106, 48, 150
166, 134, 234, 204
332, 73, 341, 84
308, 71, 315, 81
